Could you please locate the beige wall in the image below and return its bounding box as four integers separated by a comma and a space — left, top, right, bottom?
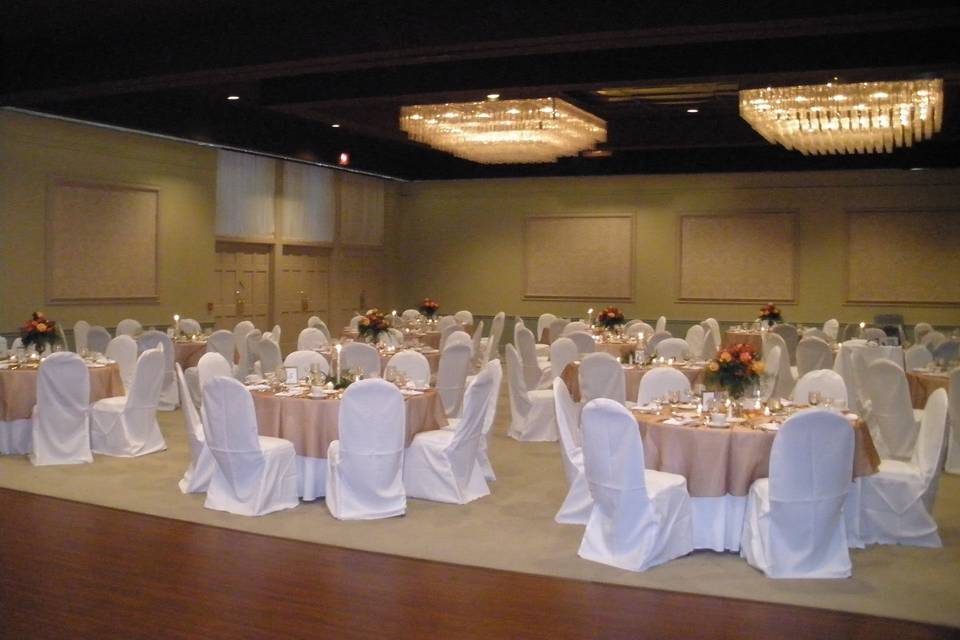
396, 171, 960, 327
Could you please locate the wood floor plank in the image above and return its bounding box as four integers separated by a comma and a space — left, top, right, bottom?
0, 488, 955, 639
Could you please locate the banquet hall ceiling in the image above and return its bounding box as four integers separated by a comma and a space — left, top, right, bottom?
3, 0, 960, 180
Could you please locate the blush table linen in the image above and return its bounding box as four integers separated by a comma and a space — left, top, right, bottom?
173, 340, 208, 369
906, 370, 951, 409
724, 330, 764, 351
560, 362, 705, 403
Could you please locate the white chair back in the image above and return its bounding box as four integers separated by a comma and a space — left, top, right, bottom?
284, 350, 330, 379
444, 330, 472, 352
921, 331, 946, 350
700, 327, 719, 360
863, 327, 887, 343
537, 313, 557, 343
933, 340, 959, 362
655, 316, 667, 333
644, 331, 672, 359
269, 325, 281, 344
201, 375, 267, 500
566, 331, 596, 355
198, 352, 234, 391
771, 324, 800, 365
796, 336, 832, 377
550, 337, 579, 380
340, 342, 380, 378
180, 318, 202, 335
454, 310, 473, 325
105, 335, 138, 393
549, 318, 570, 343
637, 367, 691, 404
233, 320, 255, 371
904, 344, 933, 371
470, 321, 485, 361
655, 338, 689, 360
943, 371, 960, 474
803, 328, 832, 343
73, 320, 90, 352
297, 327, 327, 351
703, 318, 721, 350
348, 314, 365, 332
401, 309, 422, 322
761, 345, 782, 400
139, 330, 178, 409
913, 389, 948, 501
865, 359, 918, 459
437, 342, 472, 416
385, 350, 430, 385
823, 318, 839, 341
515, 326, 544, 390
792, 369, 848, 409
438, 323, 460, 350
258, 336, 283, 375
239, 329, 262, 377
763, 331, 795, 399
87, 326, 111, 354
684, 325, 705, 359
437, 315, 458, 333
579, 352, 626, 405
445, 364, 496, 484
563, 321, 590, 335
116, 318, 142, 337
207, 330, 236, 363
626, 321, 654, 340
30, 352, 91, 466
175, 364, 205, 457
124, 348, 166, 431
553, 378, 583, 481
914, 322, 933, 344
505, 344, 532, 417
484, 312, 506, 363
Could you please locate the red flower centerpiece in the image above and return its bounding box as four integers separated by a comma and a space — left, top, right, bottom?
21, 311, 61, 355
595, 306, 625, 331
357, 308, 391, 343
758, 303, 782, 326
418, 297, 440, 319
704, 343, 765, 399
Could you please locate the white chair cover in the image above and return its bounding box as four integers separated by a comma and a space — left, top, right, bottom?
860, 389, 947, 547
0, 336, 6, 358
516, 326, 549, 390
823, 318, 840, 341
771, 324, 800, 365
105, 335, 138, 393
636, 367, 690, 405
386, 350, 430, 385
566, 331, 596, 355
175, 364, 216, 493
284, 350, 330, 379
703, 318, 722, 351
933, 340, 959, 362
921, 331, 946, 350
865, 359, 920, 460
239, 329, 262, 378
207, 330, 236, 363
115, 318, 142, 337
655, 316, 667, 333
563, 321, 590, 335
198, 352, 234, 391
537, 313, 557, 343
700, 327, 719, 361
201, 376, 299, 516
29, 352, 92, 466
470, 321, 484, 364
796, 336, 832, 377
438, 323, 460, 351
233, 320, 255, 372
308, 317, 332, 341
73, 320, 90, 352
348, 315, 365, 332
340, 342, 381, 378
437, 342, 471, 416
792, 370, 848, 409
914, 322, 933, 343
760, 346, 782, 401
307, 315, 322, 328
325, 379, 406, 520
644, 331, 672, 359
436, 315, 458, 334
269, 324, 282, 344
401, 309, 421, 322
553, 378, 592, 524
578, 399, 693, 571
297, 327, 328, 351
403, 364, 495, 504
180, 318, 202, 335
740, 409, 855, 578
258, 336, 283, 375
138, 330, 179, 410
803, 328, 832, 343
904, 344, 933, 371
549, 337, 579, 381
90, 347, 166, 457
626, 321, 654, 340
505, 344, 557, 442
482, 311, 506, 365
763, 332, 796, 399
655, 338, 689, 360
579, 352, 626, 405
863, 327, 887, 343
684, 325, 705, 360
454, 310, 473, 325
444, 330, 472, 352
86, 326, 111, 354
549, 318, 570, 343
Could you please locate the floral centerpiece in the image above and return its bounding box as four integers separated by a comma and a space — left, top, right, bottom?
21, 311, 61, 355
417, 297, 440, 319
595, 306, 625, 331
758, 303, 782, 326
357, 308, 391, 343
704, 343, 764, 399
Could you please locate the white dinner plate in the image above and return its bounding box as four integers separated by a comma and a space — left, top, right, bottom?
706, 420, 729, 428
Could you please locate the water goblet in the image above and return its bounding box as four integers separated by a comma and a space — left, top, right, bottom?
808, 390, 822, 406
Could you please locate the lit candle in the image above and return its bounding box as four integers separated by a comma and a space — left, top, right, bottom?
859, 321, 866, 337
587, 308, 594, 322
335, 343, 342, 381
173, 314, 180, 336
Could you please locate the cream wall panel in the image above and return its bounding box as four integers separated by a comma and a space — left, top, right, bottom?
339, 173, 384, 246
280, 161, 335, 242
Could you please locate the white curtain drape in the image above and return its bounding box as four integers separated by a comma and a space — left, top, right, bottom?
339, 172, 384, 246
280, 161, 335, 242
216, 150, 276, 238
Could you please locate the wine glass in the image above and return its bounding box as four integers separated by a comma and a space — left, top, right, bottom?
808, 390, 822, 406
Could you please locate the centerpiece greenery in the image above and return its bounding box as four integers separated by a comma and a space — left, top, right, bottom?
595, 306, 625, 330
357, 308, 391, 343
758, 303, 782, 326
21, 311, 61, 355
704, 343, 764, 399
417, 297, 440, 318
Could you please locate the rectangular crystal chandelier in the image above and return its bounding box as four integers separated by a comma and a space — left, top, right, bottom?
739, 79, 943, 155
399, 97, 606, 164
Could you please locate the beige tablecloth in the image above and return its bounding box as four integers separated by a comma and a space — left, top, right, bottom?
174, 340, 207, 369
0, 363, 124, 421
595, 341, 638, 360
320, 347, 441, 376
561, 362, 705, 403
635, 409, 880, 498
724, 330, 764, 351
252, 388, 447, 458
906, 370, 951, 409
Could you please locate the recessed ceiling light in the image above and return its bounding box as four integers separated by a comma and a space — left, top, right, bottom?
331, 123, 341, 128
686, 108, 699, 113
338, 152, 350, 166
486, 93, 500, 101
227, 95, 240, 101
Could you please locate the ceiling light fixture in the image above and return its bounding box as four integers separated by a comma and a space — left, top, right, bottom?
686, 108, 699, 113
227, 95, 240, 101
331, 123, 341, 128
399, 97, 606, 164
739, 79, 943, 154
486, 93, 500, 101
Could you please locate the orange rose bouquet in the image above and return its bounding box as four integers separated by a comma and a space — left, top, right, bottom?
21, 311, 61, 355
595, 306, 625, 330
357, 308, 392, 343
704, 343, 764, 398
418, 298, 440, 318
758, 303, 782, 326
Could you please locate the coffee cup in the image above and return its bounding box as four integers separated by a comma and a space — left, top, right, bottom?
710, 412, 727, 425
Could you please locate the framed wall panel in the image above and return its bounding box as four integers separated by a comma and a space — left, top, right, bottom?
846, 209, 960, 305
523, 215, 634, 300
678, 212, 797, 302
47, 179, 159, 302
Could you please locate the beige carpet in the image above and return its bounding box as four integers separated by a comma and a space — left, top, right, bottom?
2, 386, 958, 628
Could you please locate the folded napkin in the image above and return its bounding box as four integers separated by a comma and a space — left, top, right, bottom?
635, 403, 659, 412
245, 383, 271, 391
399, 389, 424, 396
86, 363, 107, 368
758, 422, 780, 432
663, 417, 696, 426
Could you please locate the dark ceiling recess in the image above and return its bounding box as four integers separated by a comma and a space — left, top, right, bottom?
3, 1, 959, 180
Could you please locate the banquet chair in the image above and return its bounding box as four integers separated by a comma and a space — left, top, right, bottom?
308, 315, 322, 328
823, 318, 840, 342
579, 352, 626, 405
740, 409, 855, 578
0, 336, 6, 358
549, 337, 579, 381
537, 313, 558, 344
763, 332, 796, 399
655, 316, 667, 333
73, 320, 90, 352
626, 321, 654, 340
516, 326, 550, 390
932, 340, 959, 362
506, 344, 558, 441
90, 347, 166, 457
437, 342, 471, 417
655, 338, 690, 361
437, 315, 459, 333
792, 370, 848, 409
904, 344, 933, 371
233, 320, 255, 372
348, 314, 365, 332
921, 331, 946, 351
796, 336, 833, 378
175, 364, 216, 494
401, 309, 422, 323
381, 328, 405, 349
403, 362, 496, 504
914, 322, 933, 344
86, 326, 111, 354
340, 342, 380, 378
553, 378, 592, 524
700, 327, 719, 361
643, 331, 671, 359
11, 337, 26, 353
454, 310, 473, 325
438, 323, 460, 350
268, 325, 281, 344
206, 330, 236, 364
444, 330, 472, 352
326, 379, 407, 520
860, 389, 948, 547
944, 369, 960, 474
760, 346, 783, 401
201, 376, 299, 516
139, 330, 179, 410
566, 331, 596, 355
470, 321, 484, 366
563, 321, 590, 335
115, 318, 142, 337
481, 311, 506, 365
258, 335, 283, 376
863, 327, 888, 343
684, 325, 705, 360
865, 359, 922, 460
772, 324, 800, 365
308, 317, 332, 341
284, 350, 330, 380
444, 359, 503, 481
29, 352, 92, 466
198, 352, 234, 398
803, 328, 832, 343
549, 317, 570, 344
702, 318, 722, 351
105, 335, 138, 393
386, 350, 430, 385
637, 367, 691, 405
239, 329, 262, 378
180, 318, 202, 335
578, 399, 693, 571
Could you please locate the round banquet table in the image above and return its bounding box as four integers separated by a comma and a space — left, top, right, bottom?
560, 362, 705, 403
906, 369, 952, 409
319, 346, 441, 377
633, 407, 879, 551
251, 387, 447, 500
0, 361, 124, 454
723, 329, 764, 351
173, 340, 208, 369
594, 340, 639, 360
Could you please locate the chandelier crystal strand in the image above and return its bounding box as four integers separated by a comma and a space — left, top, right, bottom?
739, 79, 943, 155
399, 98, 606, 163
